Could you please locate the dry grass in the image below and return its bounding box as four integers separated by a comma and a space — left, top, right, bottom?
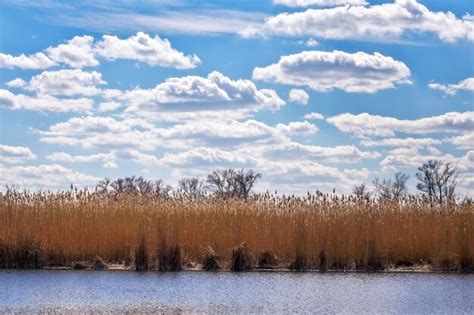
0, 189, 473, 272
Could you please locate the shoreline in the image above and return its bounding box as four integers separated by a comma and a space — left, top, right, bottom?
2, 264, 471, 274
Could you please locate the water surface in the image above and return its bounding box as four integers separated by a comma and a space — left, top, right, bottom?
1, 270, 473, 314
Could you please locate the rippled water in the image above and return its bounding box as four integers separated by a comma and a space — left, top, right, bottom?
1, 270, 473, 314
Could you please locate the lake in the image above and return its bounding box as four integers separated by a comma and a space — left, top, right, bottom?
1, 270, 473, 314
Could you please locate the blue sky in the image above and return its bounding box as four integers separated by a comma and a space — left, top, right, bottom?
0, 0, 473, 195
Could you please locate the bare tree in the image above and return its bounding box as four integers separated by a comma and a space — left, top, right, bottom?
96, 178, 111, 193
206, 168, 261, 199
416, 160, 457, 205
392, 172, 410, 199
153, 180, 172, 198
373, 172, 409, 199
178, 177, 205, 201
352, 183, 371, 198
234, 169, 261, 199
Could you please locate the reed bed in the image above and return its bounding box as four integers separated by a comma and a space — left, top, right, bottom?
0, 189, 472, 272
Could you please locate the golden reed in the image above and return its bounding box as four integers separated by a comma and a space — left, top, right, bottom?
0, 189, 472, 272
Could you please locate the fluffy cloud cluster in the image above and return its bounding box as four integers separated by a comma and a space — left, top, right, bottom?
26, 69, 106, 96
253, 50, 411, 93
0, 145, 37, 164
0, 164, 100, 188
428, 77, 474, 96
37, 116, 317, 151
288, 89, 309, 105
0, 52, 55, 70
249, 0, 474, 43
117, 71, 285, 117
327, 111, 474, 138
95, 32, 201, 69
273, 0, 367, 7
0, 89, 93, 112
0, 32, 200, 70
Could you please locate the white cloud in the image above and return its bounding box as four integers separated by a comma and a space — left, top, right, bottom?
428, 77, 474, 96
445, 133, 474, 150
253, 50, 411, 93
304, 112, 325, 120
95, 32, 200, 69
98, 101, 121, 112
361, 137, 442, 147
0, 145, 37, 164
45, 35, 99, 68
47, 152, 117, 168
305, 38, 319, 47
26, 69, 106, 96
259, 0, 474, 43
380, 146, 455, 172
46, 149, 161, 169
38, 115, 316, 152
0, 164, 100, 189
118, 71, 285, 118
1, 32, 200, 70
288, 88, 309, 105
0, 89, 94, 112
261, 142, 380, 163
5, 78, 27, 88
275, 121, 318, 135
327, 111, 474, 138
273, 0, 367, 7
0, 52, 55, 69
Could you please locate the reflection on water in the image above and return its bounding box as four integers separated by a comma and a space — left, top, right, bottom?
1, 270, 473, 314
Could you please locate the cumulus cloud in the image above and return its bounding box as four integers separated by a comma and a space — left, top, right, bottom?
0, 52, 55, 69
253, 50, 411, 93
0, 89, 94, 112
445, 133, 474, 150
5, 78, 27, 88
0, 164, 100, 189
26, 69, 106, 96
304, 112, 325, 120
428, 77, 474, 96
380, 146, 455, 172
288, 89, 309, 105
46, 150, 160, 168
261, 142, 380, 163
0, 145, 37, 164
38, 116, 316, 151
1, 32, 200, 70
47, 152, 117, 169
258, 0, 474, 43
117, 71, 285, 118
360, 137, 441, 147
45, 35, 99, 68
327, 111, 474, 138
95, 32, 200, 69
273, 0, 367, 7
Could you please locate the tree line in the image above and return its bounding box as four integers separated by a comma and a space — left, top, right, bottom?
94, 159, 461, 205
353, 159, 459, 204
95, 169, 261, 200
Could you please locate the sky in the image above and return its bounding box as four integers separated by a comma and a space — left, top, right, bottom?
0, 0, 473, 195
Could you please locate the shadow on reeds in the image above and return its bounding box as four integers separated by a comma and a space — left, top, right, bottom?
257, 250, 279, 269
158, 244, 184, 271
201, 246, 221, 271
230, 242, 254, 271
0, 238, 43, 269
134, 238, 149, 271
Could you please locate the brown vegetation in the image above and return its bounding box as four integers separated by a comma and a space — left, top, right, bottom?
0, 188, 472, 272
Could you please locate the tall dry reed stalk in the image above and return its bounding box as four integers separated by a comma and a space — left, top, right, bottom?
0, 189, 472, 272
